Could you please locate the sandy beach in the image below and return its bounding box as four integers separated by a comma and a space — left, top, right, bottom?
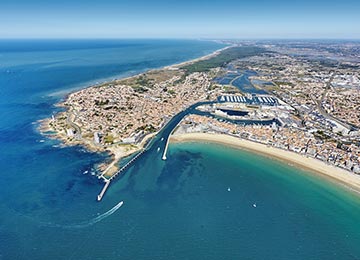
164, 45, 233, 69
170, 132, 360, 193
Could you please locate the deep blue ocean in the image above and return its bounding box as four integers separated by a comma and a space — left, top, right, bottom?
1, 39, 360, 260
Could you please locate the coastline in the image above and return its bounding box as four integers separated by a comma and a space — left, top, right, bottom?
39, 43, 228, 178
170, 132, 360, 194
51, 42, 230, 100
46, 41, 230, 99
164, 45, 233, 69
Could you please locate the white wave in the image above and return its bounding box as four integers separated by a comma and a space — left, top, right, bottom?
46, 201, 124, 229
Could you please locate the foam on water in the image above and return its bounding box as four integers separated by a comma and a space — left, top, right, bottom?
45, 201, 124, 229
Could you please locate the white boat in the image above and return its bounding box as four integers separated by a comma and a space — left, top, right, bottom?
253, 203, 257, 208
161, 137, 164, 141
227, 187, 231, 192
157, 147, 160, 152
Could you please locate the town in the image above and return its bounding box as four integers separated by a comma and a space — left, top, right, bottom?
42, 42, 360, 177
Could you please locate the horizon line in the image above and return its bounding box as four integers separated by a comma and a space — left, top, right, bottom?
0, 37, 359, 41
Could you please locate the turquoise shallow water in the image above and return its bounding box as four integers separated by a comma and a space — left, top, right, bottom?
1, 40, 360, 259
7, 141, 360, 260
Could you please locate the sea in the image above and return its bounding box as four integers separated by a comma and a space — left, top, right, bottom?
0, 39, 360, 260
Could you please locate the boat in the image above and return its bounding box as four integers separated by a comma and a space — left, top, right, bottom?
157, 147, 160, 152
161, 137, 164, 141
253, 203, 257, 208
227, 187, 231, 192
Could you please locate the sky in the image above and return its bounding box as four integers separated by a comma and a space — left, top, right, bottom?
0, 0, 359, 39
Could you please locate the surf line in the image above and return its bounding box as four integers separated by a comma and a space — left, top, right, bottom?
45, 200, 124, 229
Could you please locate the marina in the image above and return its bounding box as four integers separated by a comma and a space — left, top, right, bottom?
218, 94, 278, 106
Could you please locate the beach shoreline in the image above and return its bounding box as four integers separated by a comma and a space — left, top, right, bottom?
164, 45, 232, 69
170, 132, 360, 194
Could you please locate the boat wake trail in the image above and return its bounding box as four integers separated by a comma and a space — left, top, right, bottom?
44, 201, 124, 229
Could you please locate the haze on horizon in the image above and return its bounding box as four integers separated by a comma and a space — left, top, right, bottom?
1, 0, 359, 39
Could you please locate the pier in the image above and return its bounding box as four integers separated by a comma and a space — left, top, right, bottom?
109, 148, 147, 181
96, 138, 154, 201
161, 114, 186, 161
97, 179, 110, 201
96, 149, 144, 201
162, 137, 169, 160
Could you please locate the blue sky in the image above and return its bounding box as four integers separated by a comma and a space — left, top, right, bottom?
0, 0, 359, 39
